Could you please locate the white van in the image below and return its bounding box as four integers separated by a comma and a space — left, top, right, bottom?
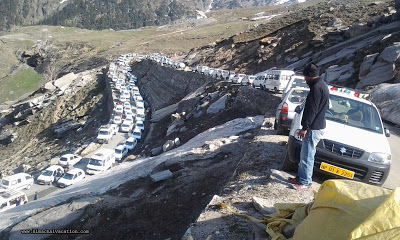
86, 149, 116, 175
261, 69, 295, 93
0, 173, 34, 190
0, 189, 28, 213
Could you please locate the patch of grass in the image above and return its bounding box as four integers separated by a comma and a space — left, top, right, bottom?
0, 68, 45, 104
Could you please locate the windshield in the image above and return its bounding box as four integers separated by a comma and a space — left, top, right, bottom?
122, 124, 130, 128
89, 159, 103, 166
41, 170, 53, 176
290, 78, 308, 89
1, 179, 9, 186
99, 130, 109, 135
60, 157, 68, 162
288, 90, 309, 104
115, 149, 122, 154
134, 132, 140, 136
62, 173, 74, 180
325, 95, 383, 134
137, 123, 144, 128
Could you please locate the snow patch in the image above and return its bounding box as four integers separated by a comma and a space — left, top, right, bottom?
196, 10, 208, 19
60, 0, 68, 4
206, 0, 214, 13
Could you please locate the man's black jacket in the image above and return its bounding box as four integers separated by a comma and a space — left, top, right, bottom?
301, 77, 329, 131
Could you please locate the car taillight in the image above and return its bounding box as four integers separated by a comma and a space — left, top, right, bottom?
281, 102, 289, 114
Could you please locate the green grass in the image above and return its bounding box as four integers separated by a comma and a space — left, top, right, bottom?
0, 68, 45, 104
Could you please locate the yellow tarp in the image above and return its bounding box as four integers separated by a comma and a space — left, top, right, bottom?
294, 180, 400, 240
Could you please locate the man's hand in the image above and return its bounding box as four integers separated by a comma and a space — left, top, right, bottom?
298, 129, 308, 138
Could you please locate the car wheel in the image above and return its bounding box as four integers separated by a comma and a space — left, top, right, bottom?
25, 184, 32, 190
274, 87, 278, 94
48, 181, 53, 185
281, 151, 297, 172
274, 120, 278, 130
276, 124, 287, 135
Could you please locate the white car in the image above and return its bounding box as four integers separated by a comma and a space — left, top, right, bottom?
57, 168, 85, 188
284, 85, 391, 186
120, 120, 133, 132
59, 154, 82, 167
132, 127, 142, 140
275, 88, 309, 135
124, 102, 131, 109
136, 120, 145, 131
124, 105, 132, 113
136, 113, 145, 122
125, 137, 137, 151
119, 95, 128, 102
221, 70, 230, 79
125, 110, 134, 119
115, 144, 129, 162
228, 72, 236, 81
243, 75, 256, 86
115, 105, 124, 115
37, 165, 65, 185
125, 116, 134, 124
282, 75, 308, 99
113, 115, 123, 125
232, 74, 246, 83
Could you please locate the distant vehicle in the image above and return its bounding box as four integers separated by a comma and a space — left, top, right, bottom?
123, 102, 131, 109
275, 88, 309, 135
86, 149, 116, 175
115, 144, 129, 162
125, 137, 137, 151
125, 116, 134, 125
232, 74, 246, 84
253, 74, 266, 88
97, 126, 114, 144
243, 75, 256, 86
221, 70, 230, 79
136, 113, 145, 122
113, 115, 122, 125
136, 120, 145, 131
119, 95, 128, 102
133, 92, 141, 101
58, 154, 82, 168
282, 75, 308, 99
120, 120, 133, 132
195, 66, 209, 74
132, 127, 142, 140
261, 69, 295, 93
0, 173, 34, 190
57, 168, 85, 188
0, 189, 28, 213
115, 105, 124, 115
37, 165, 65, 185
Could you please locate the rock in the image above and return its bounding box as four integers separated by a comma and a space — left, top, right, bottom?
209, 91, 219, 100
259, 37, 278, 46
44, 81, 56, 91
359, 53, 379, 78
129, 188, 145, 198
177, 97, 201, 113
151, 146, 163, 156
356, 62, 395, 89
371, 83, 400, 126
54, 120, 82, 138
174, 138, 181, 146
206, 95, 228, 114
252, 196, 275, 215
344, 25, 371, 38
150, 170, 173, 183
81, 142, 101, 156
328, 18, 342, 27
387, 6, 397, 14
53, 73, 77, 92
171, 113, 181, 122
200, 101, 210, 108
394, 73, 400, 84
50, 157, 60, 165
322, 63, 355, 84
243, 133, 253, 139
282, 221, 302, 239
396, 0, 400, 9
180, 126, 188, 133
193, 110, 204, 119
151, 103, 179, 123
378, 42, 400, 63
166, 119, 185, 136
163, 140, 175, 152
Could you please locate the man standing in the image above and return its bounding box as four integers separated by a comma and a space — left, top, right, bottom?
289, 63, 329, 190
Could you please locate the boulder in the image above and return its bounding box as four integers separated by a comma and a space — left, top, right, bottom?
150, 170, 173, 183
151, 146, 163, 156
322, 63, 355, 84
356, 62, 395, 89
371, 83, 400, 126
328, 18, 342, 27
252, 196, 275, 215
174, 137, 181, 146
177, 97, 201, 113
207, 95, 228, 114
44, 82, 56, 91
344, 25, 371, 38
81, 142, 101, 156
53, 73, 77, 92
166, 119, 185, 136
396, 0, 400, 10
378, 42, 400, 63
359, 53, 379, 78
163, 140, 175, 152
193, 110, 205, 119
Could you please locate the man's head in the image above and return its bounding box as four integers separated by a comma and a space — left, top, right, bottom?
303, 62, 319, 83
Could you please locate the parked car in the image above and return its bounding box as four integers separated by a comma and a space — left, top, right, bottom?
86, 149, 115, 175
125, 137, 137, 151
113, 115, 123, 125
115, 105, 124, 115
120, 120, 133, 132
282, 75, 308, 99
253, 74, 266, 88
261, 69, 294, 93
58, 154, 82, 168
37, 165, 65, 185
136, 120, 145, 131
132, 127, 142, 140
243, 75, 256, 86
115, 144, 129, 162
97, 125, 115, 144
0, 173, 34, 190
221, 70, 230, 79
57, 168, 85, 188
275, 88, 309, 135
232, 74, 246, 83
284, 85, 391, 186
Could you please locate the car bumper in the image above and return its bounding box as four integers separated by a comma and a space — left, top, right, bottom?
277, 113, 292, 129
287, 136, 390, 186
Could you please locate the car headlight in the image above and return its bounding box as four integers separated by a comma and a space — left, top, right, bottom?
368, 153, 391, 165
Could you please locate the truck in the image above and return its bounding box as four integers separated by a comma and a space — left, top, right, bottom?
86, 149, 116, 175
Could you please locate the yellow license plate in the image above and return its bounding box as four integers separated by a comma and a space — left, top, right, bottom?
320, 162, 355, 179
39, 182, 44, 185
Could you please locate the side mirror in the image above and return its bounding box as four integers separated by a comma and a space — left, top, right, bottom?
295, 105, 302, 114
384, 128, 390, 137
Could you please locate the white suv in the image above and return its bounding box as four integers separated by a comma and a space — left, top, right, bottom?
283, 85, 391, 186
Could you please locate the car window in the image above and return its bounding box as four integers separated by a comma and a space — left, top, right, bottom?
291, 78, 308, 88
26, 176, 32, 180
1, 179, 9, 186
326, 95, 383, 134
17, 179, 21, 183
288, 90, 309, 104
